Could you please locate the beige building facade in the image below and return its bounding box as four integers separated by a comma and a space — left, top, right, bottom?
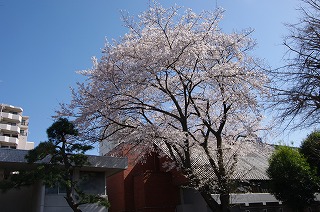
0, 104, 34, 150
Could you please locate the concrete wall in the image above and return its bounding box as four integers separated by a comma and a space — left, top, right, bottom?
43, 171, 108, 212
177, 189, 292, 212
0, 184, 41, 212
0, 171, 109, 212
43, 195, 107, 212
177, 188, 211, 212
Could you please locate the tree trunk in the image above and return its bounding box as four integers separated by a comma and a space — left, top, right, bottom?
65, 194, 82, 212
200, 190, 231, 212
200, 189, 221, 212
216, 134, 230, 212
62, 136, 82, 212
220, 193, 230, 212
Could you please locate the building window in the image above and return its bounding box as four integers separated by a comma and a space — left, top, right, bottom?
1, 145, 16, 149
46, 183, 66, 195
45, 172, 105, 196
79, 172, 105, 195
20, 130, 27, 136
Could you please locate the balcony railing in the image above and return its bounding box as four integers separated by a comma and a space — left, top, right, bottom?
20, 132, 28, 136
20, 123, 29, 129
0, 136, 19, 145
0, 124, 20, 133
0, 112, 22, 123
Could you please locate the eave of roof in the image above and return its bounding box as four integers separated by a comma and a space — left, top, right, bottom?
0, 149, 128, 177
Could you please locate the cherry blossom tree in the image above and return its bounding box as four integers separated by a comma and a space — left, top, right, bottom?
59, 3, 269, 212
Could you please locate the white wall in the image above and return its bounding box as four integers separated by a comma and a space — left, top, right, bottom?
43, 195, 107, 212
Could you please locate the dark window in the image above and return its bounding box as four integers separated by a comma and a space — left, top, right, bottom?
45, 183, 66, 195
79, 172, 105, 195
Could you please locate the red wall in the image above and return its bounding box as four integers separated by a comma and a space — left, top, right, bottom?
107, 151, 183, 212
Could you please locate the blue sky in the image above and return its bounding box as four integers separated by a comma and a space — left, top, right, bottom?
0, 0, 306, 154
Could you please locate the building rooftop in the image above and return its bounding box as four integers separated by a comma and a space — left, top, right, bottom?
0, 148, 128, 177
156, 140, 274, 181
0, 104, 23, 113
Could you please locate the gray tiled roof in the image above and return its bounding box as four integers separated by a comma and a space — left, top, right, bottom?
0, 148, 127, 175
233, 152, 271, 180
0, 149, 29, 163
158, 141, 273, 181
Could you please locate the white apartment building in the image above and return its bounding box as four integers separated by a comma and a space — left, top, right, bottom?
0, 104, 34, 150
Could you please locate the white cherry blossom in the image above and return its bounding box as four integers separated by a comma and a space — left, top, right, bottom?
58, 4, 270, 211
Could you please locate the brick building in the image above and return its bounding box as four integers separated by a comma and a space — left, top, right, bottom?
107, 149, 184, 212
103, 143, 320, 212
